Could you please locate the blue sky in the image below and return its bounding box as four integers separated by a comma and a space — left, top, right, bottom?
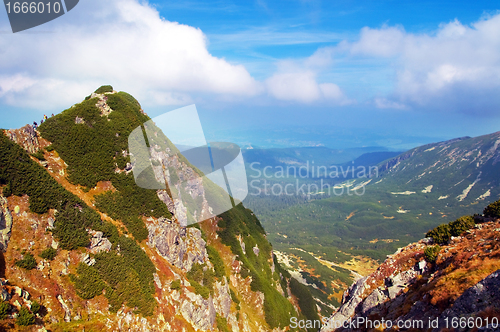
1, 0, 500, 149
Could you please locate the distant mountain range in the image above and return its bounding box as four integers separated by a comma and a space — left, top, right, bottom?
246, 130, 500, 317
243, 146, 398, 170
373, 132, 500, 204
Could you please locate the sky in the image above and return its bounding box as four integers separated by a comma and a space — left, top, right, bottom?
1, 0, 500, 149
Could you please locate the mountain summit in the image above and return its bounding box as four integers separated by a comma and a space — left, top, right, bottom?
0, 86, 317, 331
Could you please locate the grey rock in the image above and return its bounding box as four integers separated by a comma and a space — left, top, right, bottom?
422, 237, 434, 244
57, 295, 71, 322
180, 290, 216, 331
418, 259, 427, 272
433, 269, 500, 332
321, 276, 368, 331
0, 196, 13, 251
47, 217, 55, 229
387, 284, 405, 300
6, 125, 40, 154
89, 230, 112, 254
361, 287, 388, 314
0, 286, 10, 301
148, 217, 207, 272
213, 279, 232, 318
81, 253, 95, 266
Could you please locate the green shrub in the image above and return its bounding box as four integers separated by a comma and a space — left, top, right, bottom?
289, 277, 320, 329
0, 131, 101, 250
71, 236, 157, 316
449, 216, 475, 236
274, 254, 290, 296
424, 245, 441, 263
71, 263, 106, 299
170, 280, 181, 291
38, 93, 149, 189
427, 214, 477, 245
39, 247, 57, 261
187, 263, 215, 298
217, 204, 298, 329
0, 131, 75, 214
190, 280, 210, 299
15, 253, 37, 270
93, 173, 171, 242
94, 85, 114, 94
30, 301, 41, 315
45, 144, 55, 152
426, 224, 451, 245
229, 288, 241, 311
0, 301, 10, 319
51, 204, 96, 250
2, 182, 12, 197
16, 307, 35, 326
484, 200, 500, 218
37, 90, 170, 242
206, 245, 225, 279
30, 151, 45, 161
216, 314, 231, 332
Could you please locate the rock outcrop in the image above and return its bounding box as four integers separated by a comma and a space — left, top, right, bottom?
433, 269, 500, 332
147, 217, 207, 272
0, 195, 13, 251
88, 230, 112, 254
180, 289, 216, 330
5, 125, 40, 154
321, 218, 500, 332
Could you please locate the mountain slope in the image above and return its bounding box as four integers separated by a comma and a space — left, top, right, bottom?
375, 132, 500, 203
0, 86, 317, 331
321, 200, 500, 332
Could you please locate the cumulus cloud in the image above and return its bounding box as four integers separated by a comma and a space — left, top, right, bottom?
0, 0, 261, 110
265, 48, 351, 104
341, 13, 500, 114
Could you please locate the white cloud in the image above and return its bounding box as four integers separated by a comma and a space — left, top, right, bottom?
266, 71, 320, 103
265, 48, 351, 104
0, 0, 261, 110
341, 25, 405, 57
341, 13, 500, 114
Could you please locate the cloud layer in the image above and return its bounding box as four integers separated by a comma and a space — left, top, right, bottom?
1, 1, 499, 117
0, 0, 261, 110
340, 14, 500, 113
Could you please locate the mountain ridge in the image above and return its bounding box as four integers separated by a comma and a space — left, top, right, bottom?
0, 86, 317, 331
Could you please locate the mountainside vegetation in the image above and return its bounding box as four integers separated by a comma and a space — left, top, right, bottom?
0, 86, 316, 331
244, 131, 500, 316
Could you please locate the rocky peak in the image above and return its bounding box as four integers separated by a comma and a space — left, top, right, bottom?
5, 125, 40, 154
0, 87, 314, 332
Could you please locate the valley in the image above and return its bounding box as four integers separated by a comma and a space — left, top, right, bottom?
244, 131, 500, 316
